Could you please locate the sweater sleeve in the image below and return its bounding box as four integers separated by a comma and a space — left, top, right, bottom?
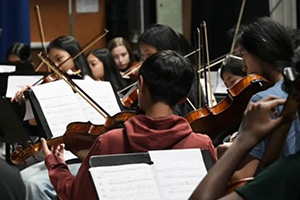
45, 154, 76, 200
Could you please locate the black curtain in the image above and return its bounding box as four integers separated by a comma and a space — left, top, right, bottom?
191, 0, 270, 66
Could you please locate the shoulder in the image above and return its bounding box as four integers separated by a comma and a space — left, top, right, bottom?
98, 128, 125, 142
250, 80, 287, 102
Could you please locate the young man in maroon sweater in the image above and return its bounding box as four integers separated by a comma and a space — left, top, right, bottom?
42, 50, 217, 200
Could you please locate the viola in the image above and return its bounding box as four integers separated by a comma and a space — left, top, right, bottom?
185, 74, 272, 146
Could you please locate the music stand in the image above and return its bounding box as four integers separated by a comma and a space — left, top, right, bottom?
0, 96, 29, 143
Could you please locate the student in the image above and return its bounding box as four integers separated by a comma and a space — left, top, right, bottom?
229, 17, 300, 182
189, 95, 298, 200
41, 50, 217, 200
87, 48, 127, 91
46, 35, 93, 78
0, 159, 26, 200
17, 35, 94, 200
107, 37, 137, 73
6, 42, 35, 72
87, 48, 129, 110
138, 24, 205, 116
12, 35, 94, 103
215, 56, 246, 158
220, 56, 246, 89
6, 42, 31, 63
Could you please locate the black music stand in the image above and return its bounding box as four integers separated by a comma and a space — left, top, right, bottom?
0, 96, 29, 143
0, 96, 29, 163
89, 149, 214, 171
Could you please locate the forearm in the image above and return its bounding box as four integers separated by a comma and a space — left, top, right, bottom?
189, 132, 258, 200
45, 155, 76, 200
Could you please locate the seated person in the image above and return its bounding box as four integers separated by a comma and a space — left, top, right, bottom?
216, 56, 246, 158
220, 56, 246, 89
189, 94, 299, 199
0, 159, 26, 200
6, 42, 34, 72
41, 50, 217, 200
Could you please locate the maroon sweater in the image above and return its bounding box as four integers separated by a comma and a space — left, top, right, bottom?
45, 114, 217, 200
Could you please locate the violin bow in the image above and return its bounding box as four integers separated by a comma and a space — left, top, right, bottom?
38, 53, 110, 120
229, 0, 246, 55
34, 5, 50, 72
197, 28, 203, 109
57, 30, 109, 69
199, 21, 214, 108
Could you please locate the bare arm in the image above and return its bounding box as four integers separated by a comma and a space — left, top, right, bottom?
189, 96, 288, 200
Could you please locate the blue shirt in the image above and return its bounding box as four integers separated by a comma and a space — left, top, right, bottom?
238, 79, 300, 159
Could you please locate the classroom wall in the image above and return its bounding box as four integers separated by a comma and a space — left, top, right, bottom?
29, 0, 106, 71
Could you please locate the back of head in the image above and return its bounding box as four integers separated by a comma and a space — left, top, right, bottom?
139, 50, 194, 107
139, 24, 183, 55
236, 17, 294, 71
88, 48, 126, 90
6, 43, 31, 62
48, 36, 93, 77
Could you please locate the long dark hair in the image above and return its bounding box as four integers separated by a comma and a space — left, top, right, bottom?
220, 57, 246, 80
236, 17, 294, 71
6, 43, 31, 62
47, 36, 94, 78
138, 24, 183, 55
87, 48, 127, 91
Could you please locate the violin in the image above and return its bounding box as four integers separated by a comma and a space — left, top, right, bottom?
10, 54, 137, 165
121, 61, 142, 80
41, 69, 82, 84
10, 110, 137, 165
185, 74, 272, 146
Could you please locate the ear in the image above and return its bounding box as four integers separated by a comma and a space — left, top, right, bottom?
139, 75, 145, 93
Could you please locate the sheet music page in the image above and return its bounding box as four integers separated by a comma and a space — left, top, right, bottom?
89, 163, 162, 200
6, 75, 44, 98
73, 79, 121, 125
149, 149, 207, 200
31, 80, 87, 138
23, 100, 34, 120
0, 64, 16, 73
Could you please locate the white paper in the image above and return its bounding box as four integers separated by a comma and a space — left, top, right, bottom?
0, 64, 16, 73
76, 0, 99, 13
89, 149, 207, 200
149, 149, 207, 200
89, 163, 162, 200
31, 79, 120, 136
23, 100, 34, 120
31, 80, 87, 138
5, 75, 44, 98
73, 79, 121, 125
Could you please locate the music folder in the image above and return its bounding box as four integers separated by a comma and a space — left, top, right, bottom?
0, 96, 29, 143
89, 148, 214, 200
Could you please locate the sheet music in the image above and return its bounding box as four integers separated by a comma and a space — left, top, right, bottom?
6, 75, 44, 98
23, 100, 34, 120
31, 80, 87, 138
89, 163, 162, 200
0, 64, 16, 73
73, 79, 121, 125
149, 149, 207, 200
89, 149, 208, 200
